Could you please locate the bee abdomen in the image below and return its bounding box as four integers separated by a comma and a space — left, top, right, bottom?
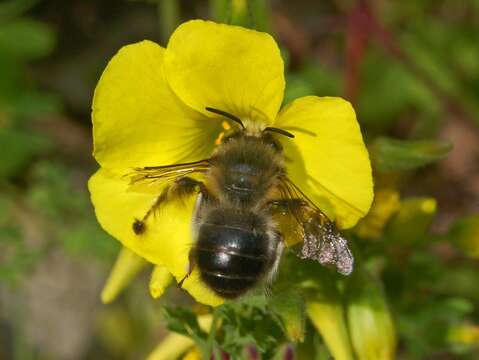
194, 209, 273, 299
196, 246, 268, 298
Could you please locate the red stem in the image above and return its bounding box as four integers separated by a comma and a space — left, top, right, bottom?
344, 0, 371, 103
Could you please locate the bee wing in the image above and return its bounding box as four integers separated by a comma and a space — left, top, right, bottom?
276, 177, 354, 275
125, 159, 211, 193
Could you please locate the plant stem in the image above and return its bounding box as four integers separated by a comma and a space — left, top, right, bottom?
158, 0, 179, 45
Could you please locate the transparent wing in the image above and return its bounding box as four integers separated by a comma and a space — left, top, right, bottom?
125, 159, 211, 192
276, 177, 354, 275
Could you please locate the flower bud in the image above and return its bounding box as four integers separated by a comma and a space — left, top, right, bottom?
182, 347, 202, 360
447, 322, 479, 352
307, 301, 354, 360
345, 270, 396, 360
355, 189, 401, 239
387, 197, 437, 245
150, 264, 173, 299
101, 247, 147, 304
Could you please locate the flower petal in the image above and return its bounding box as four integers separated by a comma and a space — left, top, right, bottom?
275, 96, 373, 229
182, 270, 224, 307
164, 20, 285, 123
92, 40, 220, 173
88, 168, 222, 306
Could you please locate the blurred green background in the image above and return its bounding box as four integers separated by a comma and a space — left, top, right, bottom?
1, 0, 478, 359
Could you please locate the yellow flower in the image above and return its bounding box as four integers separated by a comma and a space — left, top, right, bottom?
88, 20, 373, 306
355, 189, 401, 240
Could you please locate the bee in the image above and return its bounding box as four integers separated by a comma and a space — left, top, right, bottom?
128, 107, 353, 299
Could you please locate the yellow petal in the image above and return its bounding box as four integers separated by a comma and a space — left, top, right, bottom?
101, 247, 147, 304
275, 96, 373, 229
149, 264, 173, 299
92, 40, 220, 173
164, 20, 284, 123
89, 168, 222, 306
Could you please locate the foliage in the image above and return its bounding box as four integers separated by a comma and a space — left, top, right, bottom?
0, 1, 116, 285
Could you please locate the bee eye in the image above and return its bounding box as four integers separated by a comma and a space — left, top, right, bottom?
261, 133, 283, 152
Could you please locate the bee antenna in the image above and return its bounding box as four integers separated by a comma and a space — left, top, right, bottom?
205, 107, 245, 129
263, 127, 295, 138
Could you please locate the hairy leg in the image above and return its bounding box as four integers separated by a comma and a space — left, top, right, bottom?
132, 177, 206, 235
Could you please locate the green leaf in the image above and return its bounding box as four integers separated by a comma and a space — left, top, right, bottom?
0, 18, 55, 60
0, 128, 50, 178
59, 222, 118, 260
431, 265, 479, 302
370, 137, 452, 172
217, 294, 285, 358
284, 74, 315, 105
0, 0, 39, 20
270, 288, 306, 342
25, 161, 118, 261
163, 307, 209, 351
449, 215, 479, 259
8, 90, 61, 117
357, 50, 440, 132
209, 0, 271, 32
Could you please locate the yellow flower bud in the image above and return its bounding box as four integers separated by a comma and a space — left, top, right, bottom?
387, 197, 437, 245
182, 347, 202, 360
307, 301, 354, 360
355, 189, 401, 239
101, 247, 147, 304
345, 270, 396, 360
150, 264, 173, 299
447, 323, 479, 347
147, 333, 194, 360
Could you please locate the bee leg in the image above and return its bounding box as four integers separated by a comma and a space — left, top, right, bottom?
265, 232, 284, 283
132, 189, 169, 235
178, 251, 196, 289
132, 177, 206, 235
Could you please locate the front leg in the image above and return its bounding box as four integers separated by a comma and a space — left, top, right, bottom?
132, 177, 206, 235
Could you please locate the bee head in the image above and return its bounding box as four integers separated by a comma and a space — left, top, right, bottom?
205, 107, 294, 151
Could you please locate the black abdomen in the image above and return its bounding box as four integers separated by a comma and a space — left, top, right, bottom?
194, 209, 271, 299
